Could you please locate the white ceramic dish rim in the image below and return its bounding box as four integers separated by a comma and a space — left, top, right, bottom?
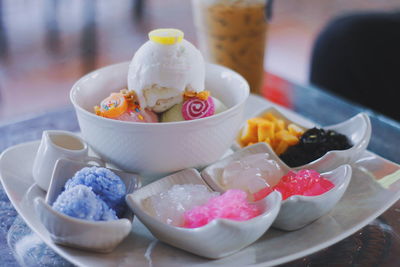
235, 106, 371, 169
1, 95, 400, 267
70, 61, 250, 126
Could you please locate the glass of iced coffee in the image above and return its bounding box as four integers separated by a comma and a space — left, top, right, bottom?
192, 0, 269, 94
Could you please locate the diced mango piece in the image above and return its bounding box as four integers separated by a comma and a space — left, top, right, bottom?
264, 137, 272, 146
270, 137, 279, 150
288, 123, 304, 137
262, 112, 277, 122
276, 130, 300, 146
248, 117, 268, 124
240, 111, 305, 155
275, 140, 289, 155
257, 121, 275, 142
240, 120, 259, 145
275, 119, 285, 132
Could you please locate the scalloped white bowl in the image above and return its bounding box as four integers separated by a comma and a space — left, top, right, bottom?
70, 62, 249, 180
234, 107, 371, 173
202, 142, 352, 231
125, 168, 281, 259
34, 158, 141, 252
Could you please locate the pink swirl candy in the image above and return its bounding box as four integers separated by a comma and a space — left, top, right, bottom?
182, 97, 215, 120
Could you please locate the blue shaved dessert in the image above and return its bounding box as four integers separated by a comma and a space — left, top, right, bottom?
65, 166, 127, 216
52, 184, 118, 221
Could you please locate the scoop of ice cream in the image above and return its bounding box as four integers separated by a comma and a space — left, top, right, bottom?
114, 108, 158, 123
127, 28, 205, 113
161, 97, 227, 122
52, 185, 118, 221
65, 167, 127, 216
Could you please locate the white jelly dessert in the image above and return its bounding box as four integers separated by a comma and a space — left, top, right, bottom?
222, 153, 284, 200
149, 184, 219, 226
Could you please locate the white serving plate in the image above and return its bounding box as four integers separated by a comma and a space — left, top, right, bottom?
1, 95, 400, 267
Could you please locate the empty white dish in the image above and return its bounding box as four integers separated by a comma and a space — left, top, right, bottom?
234, 106, 371, 173
125, 168, 281, 259
34, 158, 141, 253
202, 142, 352, 231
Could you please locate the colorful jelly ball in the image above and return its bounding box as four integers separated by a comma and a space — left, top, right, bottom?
182, 96, 215, 120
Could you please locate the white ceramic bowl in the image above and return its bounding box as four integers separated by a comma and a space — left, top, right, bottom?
202, 143, 352, 231
70, 62, 249, 179
235, 107, 371, 172
125, 168, 281, 259
34, 158, 141, 253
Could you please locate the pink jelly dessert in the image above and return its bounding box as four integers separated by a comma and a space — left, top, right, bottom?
114, 108, 158, 123
182, 96, 215, 120
254, 169, 334, 201
183, 189, 262, 228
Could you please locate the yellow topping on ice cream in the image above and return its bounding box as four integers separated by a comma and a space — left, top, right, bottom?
148, 28, 184, 45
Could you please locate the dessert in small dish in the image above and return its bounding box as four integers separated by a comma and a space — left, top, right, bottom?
201, 143, 352, 231
235, 107, 371, 172
70, 28, 249, 178
34, 158, 141, 252
125, 168, 281, 259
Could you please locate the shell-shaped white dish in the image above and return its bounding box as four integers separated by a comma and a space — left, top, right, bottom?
125, 168, 281, 259
234, 106, 371, 173
202, 142, 352, 231
34, 158, 141, 253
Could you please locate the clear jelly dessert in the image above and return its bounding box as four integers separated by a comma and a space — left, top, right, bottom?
221, 153, 284, 200
149, 184, 219, 226
52, 166, 127, 221
94, 28, 227, 123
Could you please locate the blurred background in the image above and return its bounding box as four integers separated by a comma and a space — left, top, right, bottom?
0, 0, 399, 124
